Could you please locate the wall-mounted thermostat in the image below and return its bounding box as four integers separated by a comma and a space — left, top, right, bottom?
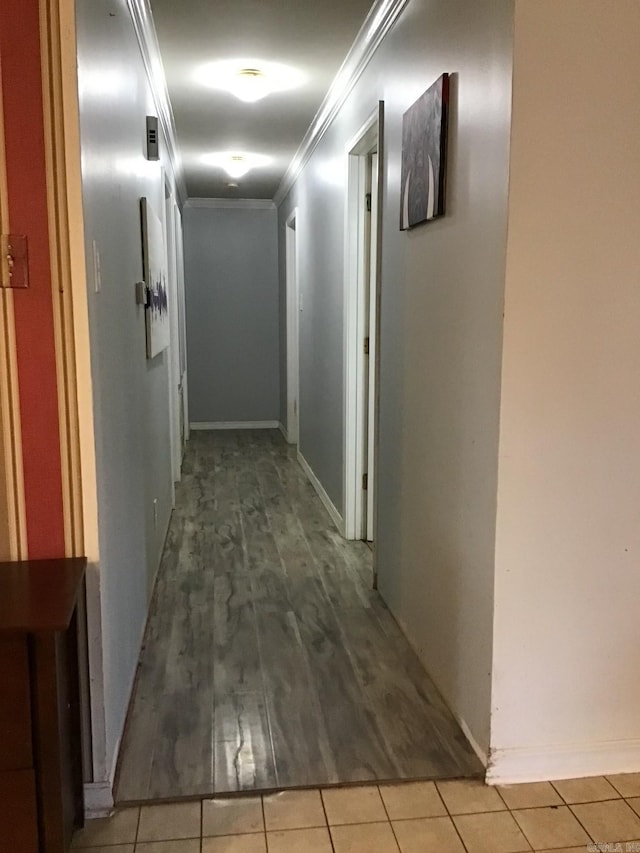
146, 115, 159, 161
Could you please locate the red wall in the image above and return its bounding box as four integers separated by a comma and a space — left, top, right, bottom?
0, 0, 66, 557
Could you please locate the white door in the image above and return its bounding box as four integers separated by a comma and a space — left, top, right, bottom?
365, 153, 379, 542
285, 211, 299, 444
344, 103, 383, 544
173, 203, 189, 453
164, 189, 181, 486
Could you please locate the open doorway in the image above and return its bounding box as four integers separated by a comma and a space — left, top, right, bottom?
285, 208, 299, 445
163, 178, 189, 485
172, 201, 189, 457
344, 103, 384, 547
163, 179, 180, 490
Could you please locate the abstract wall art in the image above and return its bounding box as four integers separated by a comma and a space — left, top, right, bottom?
400, 73, 450, 230
140, 197, 170, 358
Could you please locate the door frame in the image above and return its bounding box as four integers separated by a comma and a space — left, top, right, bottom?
173, 202, 189, 451
343, 103, 384, 542
365, 151, 379, 543
163, 177, 181, 490
285, 207, 299, 444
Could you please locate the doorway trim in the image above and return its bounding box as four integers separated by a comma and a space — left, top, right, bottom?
36, 0, 103, 798
343, 104, 384, 542
163, 178, 181, 492
285, 208, 299, 445
173, 202, 189, 452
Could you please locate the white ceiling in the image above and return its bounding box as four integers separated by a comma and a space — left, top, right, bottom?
148, 0, 376, 200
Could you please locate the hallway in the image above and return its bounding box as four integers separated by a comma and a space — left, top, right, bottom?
116, 430, 481, 802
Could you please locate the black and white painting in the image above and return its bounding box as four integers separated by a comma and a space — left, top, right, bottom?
400, 73, 450, 230
140, 197, 170, 359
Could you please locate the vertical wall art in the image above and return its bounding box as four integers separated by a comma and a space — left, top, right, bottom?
140, 197, 170, 358
400, 73, 450, 230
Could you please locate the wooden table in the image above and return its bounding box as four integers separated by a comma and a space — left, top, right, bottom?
0, 558, 86, 852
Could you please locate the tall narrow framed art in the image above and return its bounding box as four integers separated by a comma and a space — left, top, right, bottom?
140, 197, 170, 358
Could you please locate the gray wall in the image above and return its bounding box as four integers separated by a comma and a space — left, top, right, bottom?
184, 205, 280, 424
76, 0, 178, 782
278, 0, 513, 754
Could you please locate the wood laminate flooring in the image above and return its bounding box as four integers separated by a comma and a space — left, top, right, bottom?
115, 429, 481, 803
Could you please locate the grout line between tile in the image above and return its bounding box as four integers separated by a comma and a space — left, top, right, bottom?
261, 793, 268, 851
433, 782, 448, 816
566, 801, 599, 844
448, 813, 472, 853
512, 808, 535, 853
606, 777, 630, 799
549, 779, 567, 805
555, 792, 624, 806
494, 785, 511, 811
319, 788, 337, 852
266, 825, 327, 832
434, 780, 449, 815
376, 784, 402, 852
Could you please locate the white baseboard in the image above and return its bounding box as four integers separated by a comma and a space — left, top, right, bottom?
486, 739, 640, 785
297, 450, 344, 535
190, 420, 280, 430
83, 781, 114, 819
279, 421, 298, 445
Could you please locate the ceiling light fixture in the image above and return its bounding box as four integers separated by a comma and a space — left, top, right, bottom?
225, 155, 250, 178
196, 59, 306, 103
202, 151, 272, 179
233, 68, 269, 103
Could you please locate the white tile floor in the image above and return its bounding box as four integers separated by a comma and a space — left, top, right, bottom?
72, 775, 640, 852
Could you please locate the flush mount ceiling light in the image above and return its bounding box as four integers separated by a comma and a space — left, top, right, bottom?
196, 59, 306, 103
202, 151, 272, 179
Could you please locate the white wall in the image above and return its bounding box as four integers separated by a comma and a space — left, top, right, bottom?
278, 0, 514, 755
76, 0, 179, 789
490, 0, 640, 782
184, 203, 280, 424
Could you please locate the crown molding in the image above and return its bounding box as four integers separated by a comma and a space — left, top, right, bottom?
273, 0, 410, 207
185, 198, 276, 211
125, 0, 188, 204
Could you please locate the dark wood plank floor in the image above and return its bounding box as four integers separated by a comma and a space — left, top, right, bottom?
115, 430, 481, 802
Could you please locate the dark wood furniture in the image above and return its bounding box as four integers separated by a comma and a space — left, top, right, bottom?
0, 558, 86, 853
